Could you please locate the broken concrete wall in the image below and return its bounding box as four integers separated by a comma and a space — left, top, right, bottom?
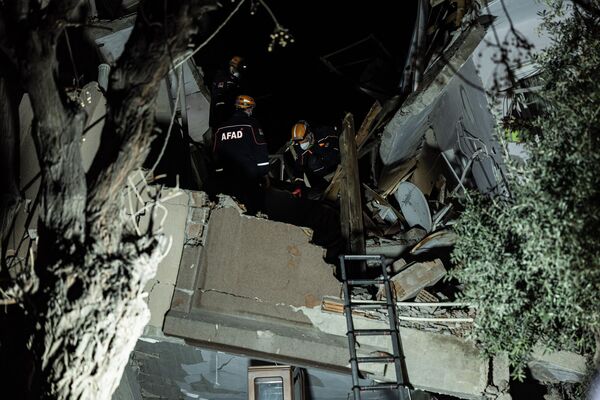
379, 23, 507, 197
162, 197, 497, 399
91, 21, 211, 142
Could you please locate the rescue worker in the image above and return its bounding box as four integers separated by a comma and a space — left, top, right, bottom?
212, 95, 270, 214
289, 120, 340, 196
209, 56, 248, 128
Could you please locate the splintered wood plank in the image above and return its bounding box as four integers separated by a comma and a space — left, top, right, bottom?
339, 113, 365, 259
323, 166, 343, 201
378, 158, 418, 197
356, 100, 383, 150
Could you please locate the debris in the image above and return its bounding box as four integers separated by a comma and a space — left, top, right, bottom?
363, 184, 405, 226
390, 226, 427, 246
378, 158, 418, 197
366, 238, 411, 258
408, 145, 443, 197
394, 181, 432, 232
435, 174, 447, 204
410, 229, 458, 255
415, 289, 439, 303
390, 258, 408, 275
432, 203, 453, 230
372, 202, 398, 224
355, 101, 383, 150
378, 258, 446, 301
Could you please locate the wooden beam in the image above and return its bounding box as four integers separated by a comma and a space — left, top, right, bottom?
339, 113, 365, 259
323, 100, 382, 201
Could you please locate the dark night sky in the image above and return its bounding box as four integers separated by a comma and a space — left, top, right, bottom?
195, 1, 417, 150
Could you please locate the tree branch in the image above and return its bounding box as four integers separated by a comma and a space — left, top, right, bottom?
571, 0, 600, 19
86, 0, 217, 246
14, 0, 89, 257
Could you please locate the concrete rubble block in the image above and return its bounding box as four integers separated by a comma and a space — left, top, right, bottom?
391, 258, 407, 274
528, 347, 587, 383
380, 258, 446, 301
415, 288, 439, 303
492, 353, 510, 393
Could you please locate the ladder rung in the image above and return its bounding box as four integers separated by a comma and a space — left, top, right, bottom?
346, 279, 385, 286
349, 301, 388, 310
352, 329, 393, 336
358, 383, 401, 391
342, 255, 382, 261
356, 356, 396, 363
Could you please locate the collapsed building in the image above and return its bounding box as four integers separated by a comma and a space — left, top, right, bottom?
3, 0, 587, 399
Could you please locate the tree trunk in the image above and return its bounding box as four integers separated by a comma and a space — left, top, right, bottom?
0, 1, 217, 398
26, 238, 164, 399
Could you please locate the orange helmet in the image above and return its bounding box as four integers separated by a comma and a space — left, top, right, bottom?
229, 56, 244, 68
235, 95, 255, 109
291, 120, 310, 141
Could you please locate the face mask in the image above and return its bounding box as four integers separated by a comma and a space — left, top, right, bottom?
300, 141, 310, 150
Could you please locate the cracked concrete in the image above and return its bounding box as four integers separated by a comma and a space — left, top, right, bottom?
143, 189, 210, 327
189, 206, 340, 324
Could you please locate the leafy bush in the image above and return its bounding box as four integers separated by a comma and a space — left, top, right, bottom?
450, 0, 600, 379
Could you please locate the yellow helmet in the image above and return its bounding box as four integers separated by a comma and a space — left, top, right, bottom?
291, 120, 310, 141
235, 95, 255, 109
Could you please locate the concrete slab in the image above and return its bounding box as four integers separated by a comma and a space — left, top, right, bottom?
192, 207, 339, 324
165, 307, 489, 399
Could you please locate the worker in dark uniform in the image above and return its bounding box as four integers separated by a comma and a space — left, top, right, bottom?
212, 95, 270, 214
289, 120, 340, 197
209, 56, 248, 128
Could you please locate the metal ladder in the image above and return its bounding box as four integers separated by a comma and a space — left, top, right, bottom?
339, 254, 412, 400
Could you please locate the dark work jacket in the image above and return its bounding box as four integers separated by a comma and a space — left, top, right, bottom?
292, 126, 340, 185
209, 69, 241, 128
213, 111, 269, 213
